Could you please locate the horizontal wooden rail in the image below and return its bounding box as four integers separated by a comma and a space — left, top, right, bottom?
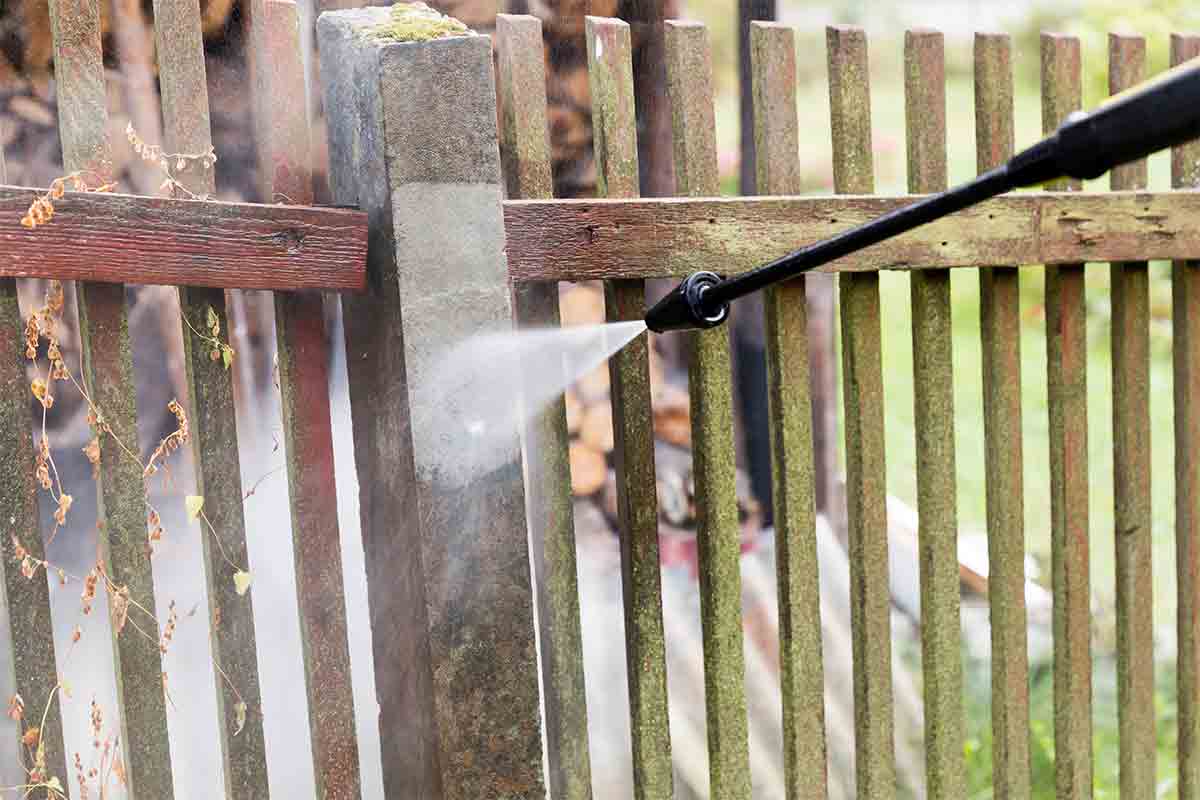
504, 189, 1200, 281
0, 185, 367, 290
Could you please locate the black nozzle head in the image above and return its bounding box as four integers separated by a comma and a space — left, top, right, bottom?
644, 271, 730, 333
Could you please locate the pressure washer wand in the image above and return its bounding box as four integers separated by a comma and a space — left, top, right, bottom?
645, 56, 1200, 333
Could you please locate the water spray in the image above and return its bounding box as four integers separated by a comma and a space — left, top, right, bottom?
645, 56, 1200, 333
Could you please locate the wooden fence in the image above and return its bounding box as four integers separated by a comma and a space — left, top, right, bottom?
4, 1, 1200, 798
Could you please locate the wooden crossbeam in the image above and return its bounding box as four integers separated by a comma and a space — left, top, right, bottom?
0, 185, 367, 290
504, 189, 1200, 281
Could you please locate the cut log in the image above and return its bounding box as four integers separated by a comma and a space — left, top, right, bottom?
578, 402, 615, 454
568, 441, 607, 496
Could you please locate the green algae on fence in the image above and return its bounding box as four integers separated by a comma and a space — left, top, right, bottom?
153, 1, 272, 794
1041, 33, 1093, 800
0, 279, 67, 787
750, 20, 828, 800
903, 29, 965, 800
587, 16, 673, 798
827, 24, 896, 800
496, 14, 593, 800
364, 2, 472, 42
664, 20, 752, 800
1172, 31, 1200, 800
1107, 32, 1156, 800
973, 31, 1032, 800
49, 0, 176, 796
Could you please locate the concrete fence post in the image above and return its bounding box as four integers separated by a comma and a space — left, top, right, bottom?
317, 7, 546, 798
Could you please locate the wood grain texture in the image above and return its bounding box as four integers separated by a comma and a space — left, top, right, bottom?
587, 16, 673, 799
665, 21, 751, 800
973, 32, 1031, 800
263, 4, 361, 798
50, 1, 175, 796
497, 14, 593, 800
502, 189, 1200, 282
153, 1, 271, 796
1042, 33, 1092, 800
1173, 31, 1200, 800
750, 20, 828, 800
0, 187, 366, 290
827, 24, 895, 800
904, 29, 964, 800
1107, 32, 1155, 800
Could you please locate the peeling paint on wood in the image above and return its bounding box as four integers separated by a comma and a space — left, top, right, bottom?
1042, 33, 1092, 800
665, 21, 752, 800
904, 29, 964, 800
973, 32, 1032, 800
587, 16, 673, 798
750, 20, 828, 800
827, 24, 895, 800
497, 14, 593, 800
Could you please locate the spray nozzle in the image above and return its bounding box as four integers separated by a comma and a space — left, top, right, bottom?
644, 271, 729, 333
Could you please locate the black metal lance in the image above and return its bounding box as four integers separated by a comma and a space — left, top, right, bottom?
645, 55, 1200, 333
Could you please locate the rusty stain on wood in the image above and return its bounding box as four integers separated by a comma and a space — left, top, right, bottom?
153, 0, 272, 795
973, 32, 1031, 800
587, 16, 673, 798
904, 29, 965, 800
49, 0, 175, 795
828, 24, 895, 800
1173, 31, 1200, 800
264, 4, 362, 798
497, 14, 593, 800
0, 187, 367, 290
750, 20, 828, 800
665, 20, 752, 799
1107, 32, 1156, 800
1042, 33, 1092, 800
502, 189, 1200, 282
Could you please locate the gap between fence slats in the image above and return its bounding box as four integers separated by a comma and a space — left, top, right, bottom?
1107, 31, 1156, 800
903, 29, 965, 800
827, 24, 896, 800
973, 31, 1032, 800
1172, 31, 1200, 800
665, 20, 753, 800
496, 14, 594, 800
1041, 32, 1092, 800
586, 16, 674, 799
49, 1, 177, 795
749, 20, 828, 800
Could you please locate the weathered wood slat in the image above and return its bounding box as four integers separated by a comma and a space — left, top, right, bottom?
587, 16, 673, 799
0, 187, 366, 291
496, 14, 593, 800
153, 0, 271, 795
1107, 32, 1156, 800
827, 24, 895, 800
50, 1, 176, 796
904, 29, 964, 800
0, 141, 66, 786
1173, 31, 1200, 800
973, 32, 1032, 800
262, 4, 361, 798
503, 189, 1200, 282
665, 21, 751, 800
750, 20, 827, 800
1041, 33, 1092, 800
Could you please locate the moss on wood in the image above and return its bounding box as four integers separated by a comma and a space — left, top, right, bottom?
366, 3, 472, 43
